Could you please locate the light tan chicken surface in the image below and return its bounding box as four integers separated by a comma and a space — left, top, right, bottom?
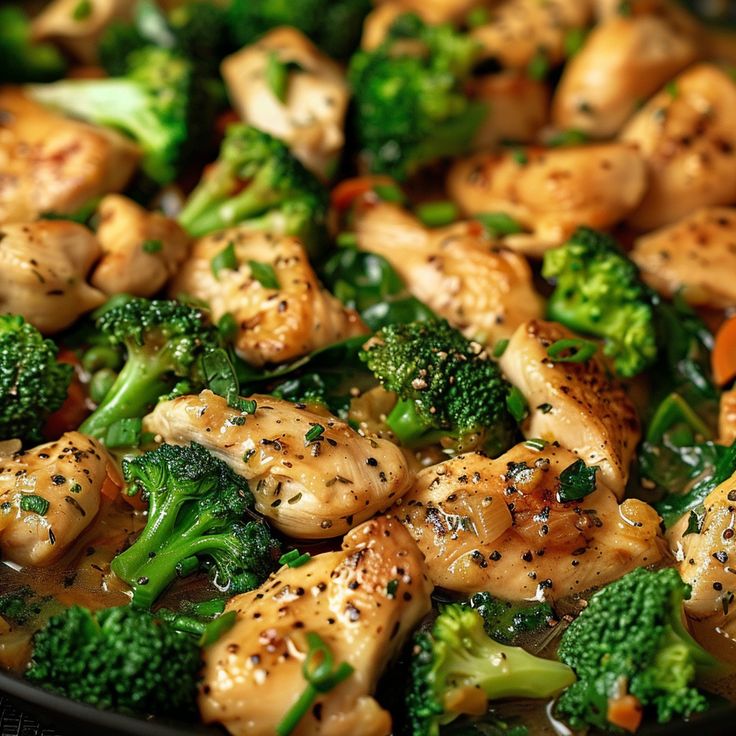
91, 194, 190, 297
471, 0, 593, 69
669, 469, 736, 640
0, 220, 105, 334
630, 207, 736, 309
0, 433, 113, 567
447, 143, 646, 255
394, 443, 665, 600
720, 389, 736, 445
222, 28, 349, 178
621, 64, 736, 230
374, 0, 481, 25
0, 89, 140, 225
30, 0, 132, 64
199, 516, 432, 736
170, 228, 366, 366
552, 14, 697, 138
499, 320, 640, 497
144, 391, 412, 539
354, 202, 543, 345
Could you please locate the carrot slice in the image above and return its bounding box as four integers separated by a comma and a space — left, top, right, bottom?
330, 175, 395, 210
712, 315, 736, 386
43, 378, 89, 440
607, 694, 643, 733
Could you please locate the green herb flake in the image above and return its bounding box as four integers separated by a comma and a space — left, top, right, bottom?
548, 129, 589, 148
69, 483, 82, 494
506, 386, 528, 423
511, 149, 529, 166
386, 579, 399, 598
336, 232, 359, 249
557, 459, 598, 503
231, 397, 257, 415
684, 505, 706, 536
524, 438, 546, 452
201, 348, 239, 405
373, 183, 405, 204
527, 50, 550, 81
665, 80, 679, 99
217, 312, 238, 342
142, 239, 163, 254
248, 260, 280, 289
20, 495, 50, 516
71, 0, 92, 21
211, 242, 238, 278
466, 7, 489, 28
563, 27, 587, 57
305, 423, 325, 444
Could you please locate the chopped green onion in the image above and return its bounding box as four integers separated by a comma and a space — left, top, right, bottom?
548, 129, 589, 147
506, 386, 528, 423
557, 459, 598, 502
217, 312, 238, 342
231, 397, 258, 414
547, 338, 598, 363
199, 610, 237, 647
20, 495, 50, 516
71, 0, 92, 21
266, 52, 290, 102
211, 242, 237, 278
279, 549, 312, 568
190, 599, 227, 618
665, 80, 679, 99
511, 149, 529, 166
201, 348, 239, 404
248, 260, 280, 289
305, 423, 325, 444
524, 438, 546, 451
527, 50, 550, 81
563, 27, 587, 57
492, 339, 509, 358
142, 239, 163, 254
475, 212, 524, 237
105, 417, 142, 448
373, 183, 405, 203
466, 7, 489, 28
416, 201, 459, 228
336, 232, 359, 248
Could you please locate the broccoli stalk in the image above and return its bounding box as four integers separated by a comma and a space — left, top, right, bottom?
111, 443, 280, 609
177, 124, 327, 253
556, 567, 720, 731
78, 298, 220, 442
26, 47, 207, 184
360, 319, 517, 455
467, 593, 556, 647
26, 605, 201, 717
407, 604, 575, 736
0, 314, 72, 444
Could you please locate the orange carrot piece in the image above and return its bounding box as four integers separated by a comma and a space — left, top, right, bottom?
330, 175, 394, 210
712, 315, 736, 386
607, 694, 643, 733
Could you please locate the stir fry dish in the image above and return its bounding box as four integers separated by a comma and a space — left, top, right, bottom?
2, 1, 736, 735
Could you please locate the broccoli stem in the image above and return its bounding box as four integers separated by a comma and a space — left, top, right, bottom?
386, 397, 435, 444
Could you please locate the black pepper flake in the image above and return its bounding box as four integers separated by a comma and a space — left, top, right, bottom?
714, 582, 723, 591
51, 474, 66, 485
714, 551, 729, 564
489, 550, 502, 561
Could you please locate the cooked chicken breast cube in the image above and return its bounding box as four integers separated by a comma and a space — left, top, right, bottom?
91, 194, 190, 297
170, 228, 366, 367
354, 202, 543, 345
552, 14, 697, 138
31, 0, 132, 64
200, 515, 432, 736
0, 89, 140, 226
631, 207, 736, 309
499, 320, 640, 497
394, 443, 665, 600
144, 391, 412, 539
0, 220, 105, 334
471, 0, 593, 70
0, 433, 114, 567
719, 389, 736, 445
447, 143, 646, 255
621, 64, 736, 231
222, 28, 349, 179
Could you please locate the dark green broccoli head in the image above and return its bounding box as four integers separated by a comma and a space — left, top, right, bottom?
227, 0, 371, 59
0, 314, 72, 444
542, 227, 657, 378
467, 593, 556, 647
360, 319, 516, 454
556, 567, 719, 731
26, 605, 201, 717
407, 604, 575, 736
348, 14, 485, 179
0, 6, 67, 83
112, 442, 279, 608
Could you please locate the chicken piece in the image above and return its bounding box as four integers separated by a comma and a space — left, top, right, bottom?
222, 28, 349, 179
144, 391, 412, 539
90, 194, 190, 297
394, 444, 665, 600
669, 469, 736, 640
374, 0, 482, 24
471, 0, 593, 70
719, 388, 736, 444
30, 0, 132, 65
472, 72, 550, 148
630, 207, 736, 309
0, 90, 140, 226
0, 220, 105, 334
499, 320, 640, 497
552, 15, 697, 138
200, 516, 432, 736
447, 143, 646, 255
0, 432, 114, 567
170, 228, 366, 366
354, 202, 543, 345
621, 64, 736, 231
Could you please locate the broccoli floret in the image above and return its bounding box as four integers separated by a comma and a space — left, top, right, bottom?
78, 298, 219, 442
26, 47, 209, 184
26, 605, 201, 716
467, 593, 556, 647
0, 314, 72, 444
0, 6, 67, 83
407, 604, 575, 736
227, 0, 371, 60
556, 567, 720, 731
178, 124, 328, 253
111, 443, 280, 608
360, 319, 517, 454
542, 227, 657, 378
348, 13, 485, 179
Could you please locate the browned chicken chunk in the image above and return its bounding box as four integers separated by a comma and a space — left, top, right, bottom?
144, 391, 412, 539
720, 389, 736, 445
0, 89, 140, 225
394, 444, 665, 600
